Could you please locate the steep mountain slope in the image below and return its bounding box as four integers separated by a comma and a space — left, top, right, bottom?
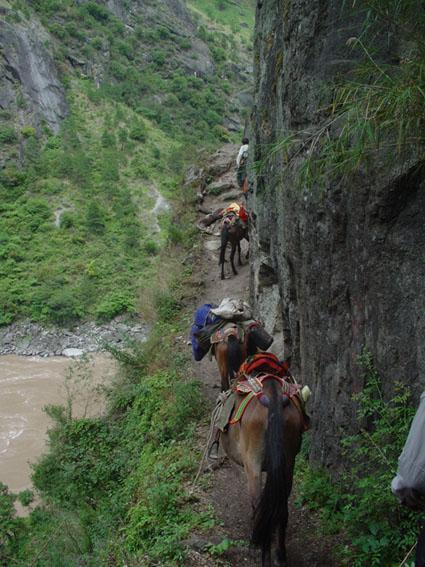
0, 0, 254, 325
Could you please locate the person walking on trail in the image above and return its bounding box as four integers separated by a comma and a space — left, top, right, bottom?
392, 391, 425, 566
236, 137, 249, 194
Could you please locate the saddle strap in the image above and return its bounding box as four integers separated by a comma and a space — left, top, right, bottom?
229, 392, 256, 425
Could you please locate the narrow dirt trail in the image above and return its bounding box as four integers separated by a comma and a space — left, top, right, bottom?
187, 167, 338, 566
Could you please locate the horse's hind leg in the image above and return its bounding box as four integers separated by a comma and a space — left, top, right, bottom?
276, 523, 288, 567
244, 461, 262, 514
237, 239, 242, 266
230, 243, 238, 275
262, 548, 272, 567
220, 244, 226, 280
215, 345, 229, 391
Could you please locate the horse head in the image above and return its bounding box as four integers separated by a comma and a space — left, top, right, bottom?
245, 321, 274, 355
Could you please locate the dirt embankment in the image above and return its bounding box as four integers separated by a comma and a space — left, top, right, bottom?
185, 145, 338, 567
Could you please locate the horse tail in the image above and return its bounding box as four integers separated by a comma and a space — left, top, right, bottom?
251, 379, 288, 556
227, 335, 242, 380
219, 224, 229, 267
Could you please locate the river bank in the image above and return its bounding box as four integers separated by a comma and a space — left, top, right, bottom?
0, 353, 115, 506
0, 315, 148, 357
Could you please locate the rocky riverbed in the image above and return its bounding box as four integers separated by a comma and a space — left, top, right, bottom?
0, 315, 148, 357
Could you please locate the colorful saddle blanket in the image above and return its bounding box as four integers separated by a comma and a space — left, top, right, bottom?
213, 352, 310, 431
230, 374, 302, 425
238, 352, 291, 378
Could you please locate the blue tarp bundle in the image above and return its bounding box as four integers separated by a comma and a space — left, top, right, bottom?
190, 303, 221, 361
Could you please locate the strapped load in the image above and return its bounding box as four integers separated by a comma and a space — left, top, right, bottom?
210, 297, 252, 321
221, 203, 248, 228
190, 299, 257, 361
190, 303, 223, 361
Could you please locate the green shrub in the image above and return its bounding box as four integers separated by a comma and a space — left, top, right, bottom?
167, 223, 185, 244
91, 36, 103, 50
59, 211, 77, 229
31, 287, 84, 325
109, 60, 127, 80
152, 49, 166, 67
210, 45, 227, 63
101, 129, 116, 148
116, 40, 133, 60
33, 410, 119, 506
36, 178, 62, 195
0, 483, 22, 564
0, 126, 17, 144
18, 489, 34, 507
143, 239, 158, 255
95, 290, 135, 321
155, 291, 180, 321
178, 37, 192, 50
48, 22, 67, 38
86, 202, 106, 234
23, 198, 51, 231
16, 91, 26, 109
129, 122, 146, 142
0, 166, 25, 187
65, 21, 84, 40
157, 26, 170, 40
84, 1, 110, 22
213, 124, 231, 141
296, 350, 418, 566
21, 126, 37, 138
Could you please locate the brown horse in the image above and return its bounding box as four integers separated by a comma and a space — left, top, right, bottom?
221, 363, 305, 567
213, 322, 273, 391
219, 219, 249, 280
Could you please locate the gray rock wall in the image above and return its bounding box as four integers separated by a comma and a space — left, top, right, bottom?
0, 19, 67, 133
250, 1, 425, 466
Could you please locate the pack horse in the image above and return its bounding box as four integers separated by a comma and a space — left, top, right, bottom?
220, 354, 308, 567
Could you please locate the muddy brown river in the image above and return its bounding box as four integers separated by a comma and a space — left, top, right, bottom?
0, 354, 115, 497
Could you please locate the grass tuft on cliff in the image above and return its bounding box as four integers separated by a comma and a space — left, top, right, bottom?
262, 0, 425, 190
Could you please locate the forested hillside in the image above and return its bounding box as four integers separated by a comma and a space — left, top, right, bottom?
0, 2, 256, 565
0, 0, 253, 325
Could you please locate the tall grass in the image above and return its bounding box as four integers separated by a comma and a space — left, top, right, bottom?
261, 0, 425, 189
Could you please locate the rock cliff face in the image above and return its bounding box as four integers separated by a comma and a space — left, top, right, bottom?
0, 18, 67, 133
250, 1, 425, 466
0, 0, 251, 155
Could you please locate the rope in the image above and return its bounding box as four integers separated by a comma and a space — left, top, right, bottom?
192, 394, 226, 487
399, 541, 417, 567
